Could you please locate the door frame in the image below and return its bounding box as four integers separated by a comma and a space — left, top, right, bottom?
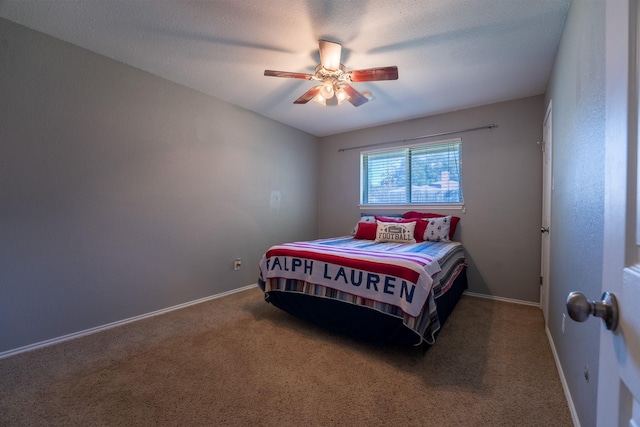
541, 100, 553, 323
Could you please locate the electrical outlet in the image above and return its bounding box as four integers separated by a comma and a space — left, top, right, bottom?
233, 258, 242, 271
562, 313, 566, 334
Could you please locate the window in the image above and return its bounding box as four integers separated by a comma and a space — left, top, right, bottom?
360, 139, 463, 206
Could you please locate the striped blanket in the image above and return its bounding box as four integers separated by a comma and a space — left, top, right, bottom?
259, 237, 457, 317
259, 237, 465, 344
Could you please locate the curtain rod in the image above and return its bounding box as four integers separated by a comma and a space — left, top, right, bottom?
337, 123, 497, 152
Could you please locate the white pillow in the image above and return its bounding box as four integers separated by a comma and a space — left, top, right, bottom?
375, 220, 417, 243
424, 216, 452, 242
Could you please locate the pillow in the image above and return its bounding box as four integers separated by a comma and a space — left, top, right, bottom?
423, 216, 452, 242
354, 221, 378, 240
402, 211, 460, 240
374, 215, 427, 242
351, 215, 376, 235
375, 220, 417, 244
372, 214, 402, 221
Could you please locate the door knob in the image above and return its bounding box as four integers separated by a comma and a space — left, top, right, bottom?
566, 291, 619, 331
541, 227, 550, 233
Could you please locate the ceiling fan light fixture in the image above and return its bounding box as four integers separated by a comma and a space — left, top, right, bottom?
319, 80, 335, 100
336, 86, 349, 104
315, 93, 340, 106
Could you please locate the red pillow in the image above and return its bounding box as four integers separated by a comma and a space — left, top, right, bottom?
354, 221, 378, 240
402, 211, 460, 240
374, 216, 427, 242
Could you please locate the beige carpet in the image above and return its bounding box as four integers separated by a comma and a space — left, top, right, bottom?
0, 288, 572, 426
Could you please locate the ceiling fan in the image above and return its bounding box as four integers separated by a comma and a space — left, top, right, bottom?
264, 40, 398, 107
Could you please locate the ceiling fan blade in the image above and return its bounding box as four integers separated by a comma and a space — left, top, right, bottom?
294, 86, 322, 104
264, 70, 315, 80
349, 66, 399, 82
342, 85, 369, 107
319, 40, 342, 71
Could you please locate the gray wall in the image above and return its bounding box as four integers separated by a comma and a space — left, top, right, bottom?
318, 96, 544, 303
0, 18, 318, 353
545, 1, 605, 426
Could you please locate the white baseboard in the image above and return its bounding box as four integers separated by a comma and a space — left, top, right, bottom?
463, 291, 541, 307
0, 284, 258, 360
545, 327, 580, 427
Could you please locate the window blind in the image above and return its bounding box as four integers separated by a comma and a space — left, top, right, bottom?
361, 139, 462, 205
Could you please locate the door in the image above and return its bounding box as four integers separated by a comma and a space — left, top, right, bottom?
541, 101, 553, 324
598, 0, 640, 425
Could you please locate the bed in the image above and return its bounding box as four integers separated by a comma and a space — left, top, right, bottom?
257, 213, 466, 349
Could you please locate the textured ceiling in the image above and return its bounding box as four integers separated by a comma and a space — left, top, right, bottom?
0, 0, 570, 137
